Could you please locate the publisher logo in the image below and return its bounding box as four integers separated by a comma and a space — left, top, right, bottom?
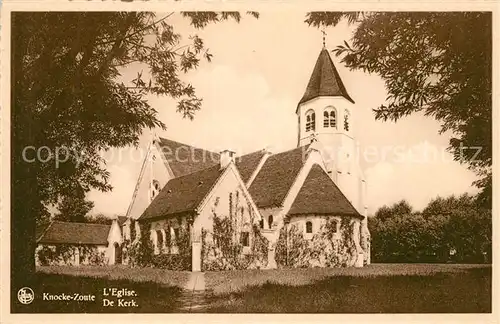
17, 287, 34, 305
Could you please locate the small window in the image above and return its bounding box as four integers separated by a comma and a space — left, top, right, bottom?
306, 221, 313, 234
305, 110, 316, 132
240, 232, 250, 247
259, 219, 264, 229
173, 228, 180, 241
268, 215, 273, 229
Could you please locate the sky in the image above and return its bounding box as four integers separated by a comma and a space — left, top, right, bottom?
87, 12, 479, 217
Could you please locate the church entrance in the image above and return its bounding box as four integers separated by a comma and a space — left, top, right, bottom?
114, 242, 122, 264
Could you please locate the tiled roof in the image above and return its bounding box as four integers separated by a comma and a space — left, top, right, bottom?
249, 146, 309, 208
37, 221, 111, 245
298, 48, 354, 106
157, 137, 220, 177
235, 150, 267, 183
139, 164, 223, 221
288, 164, 361, 217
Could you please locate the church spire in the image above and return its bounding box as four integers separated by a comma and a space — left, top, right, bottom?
298, 48, 355, 107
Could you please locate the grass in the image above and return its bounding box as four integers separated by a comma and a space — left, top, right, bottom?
205, 265, 492, 313
38, 264, 191, 288
11, 264, 492, 313
205, 263, 489, 294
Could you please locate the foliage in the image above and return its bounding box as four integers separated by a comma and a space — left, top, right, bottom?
52, 188, 94, 223
151, 254, 191, 271
127, 222, 192, 270
201, 192, 269, 271
305, 12, 492, 207
369, 195, 491, 263
36, 245, 106, 266
11, 11, 256, 281
275, 218, 361, 268
87, 214, 115, 225
128, 225, 155, 267
130, 219, 137, 242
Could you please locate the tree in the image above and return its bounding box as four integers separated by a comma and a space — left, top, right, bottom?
53, 189, 94, 223
11, 12, 256, 292
87, 213, 115, 225
305, 12, 492, 207
374, 200, 412, 221
369, 195, 491, 263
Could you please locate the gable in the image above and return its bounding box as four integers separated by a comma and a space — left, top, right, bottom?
126, 143, 172, 219
249, 145, 309, 208
288, 164, 361, 217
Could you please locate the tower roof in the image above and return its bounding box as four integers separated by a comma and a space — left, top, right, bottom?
298, 48, 355, 107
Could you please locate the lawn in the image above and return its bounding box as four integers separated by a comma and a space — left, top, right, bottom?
38, 264, 191, 288
12, 264, 491, 313
204, 263, 488, 294
205, 265, 491, 313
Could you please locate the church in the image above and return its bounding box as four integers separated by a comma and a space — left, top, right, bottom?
123, 47, 371, 271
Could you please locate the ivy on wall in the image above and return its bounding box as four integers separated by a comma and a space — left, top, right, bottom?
275, 217, 361, 268
201, 191, 269, 271
36, 245, 106, 266
126, 221, 192, 271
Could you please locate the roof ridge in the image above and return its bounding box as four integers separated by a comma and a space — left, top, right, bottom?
51, 220, 111, 227
267, 145, 309, 158
158, 136, 220, 155
166, 163, 220, 181
235, 149, 265, 159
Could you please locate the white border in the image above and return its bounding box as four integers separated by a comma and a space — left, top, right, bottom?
1, 2, 499, 324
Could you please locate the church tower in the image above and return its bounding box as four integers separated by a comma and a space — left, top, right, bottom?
296, 47, 365, 217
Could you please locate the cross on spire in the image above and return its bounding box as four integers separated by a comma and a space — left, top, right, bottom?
321, 28, 327, 48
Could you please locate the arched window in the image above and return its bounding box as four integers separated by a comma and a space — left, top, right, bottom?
268, 215, 273, 229
305, 110, 316, 132
323, 108, 337, 128
306, 221, 313, 234
344, 110, 350, 131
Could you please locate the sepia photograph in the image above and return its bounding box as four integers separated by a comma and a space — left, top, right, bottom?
1, 6, 495, 319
